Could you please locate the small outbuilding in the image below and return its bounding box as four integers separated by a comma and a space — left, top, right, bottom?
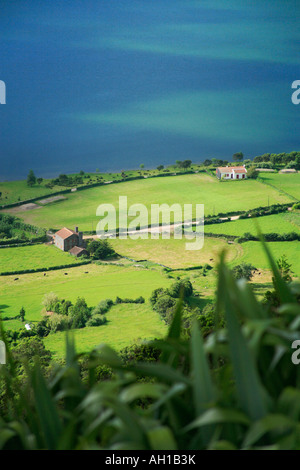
69, 246, 88, 257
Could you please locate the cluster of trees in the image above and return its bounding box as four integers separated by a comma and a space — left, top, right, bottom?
38, 293, 110, 333
49, 173, 84, 188
86, 239, 116, 260
0, 213, 45, 242
203, 158, 227, 167
175, 159, 192, 169
26, 170, 43, 187
239, 231, 300, 243
202, 153, 243, 167
150, 278, 195, 325
253, 151, 300, 169
0, 219, 12, 239
26, 170, 104, 190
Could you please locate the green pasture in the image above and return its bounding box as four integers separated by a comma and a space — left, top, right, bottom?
110, 235, 242, 269
0, 263, 172, 328
0, 180, 66, 206
258, 173, 300, 200
5, 173, 292, 231
233, 240, 300, 276
43, 303, 168, 359
0, 244, 84, 274
0, 168, 192, 206
205, 211, 300, 237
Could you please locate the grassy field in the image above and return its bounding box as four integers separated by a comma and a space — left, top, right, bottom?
0, 263, 172, 328
258, 173, 300, 200
43, 303, 168, 359
110, 235, 242, 269
4, 173, 292, 231
0, 180, 67, 206
0, 168, 196, 206
205, 211, 300, 236
0, 244, 85, 274
233, 240, 300, 276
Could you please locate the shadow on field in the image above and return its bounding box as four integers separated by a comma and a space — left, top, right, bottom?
0, 304, 10, 311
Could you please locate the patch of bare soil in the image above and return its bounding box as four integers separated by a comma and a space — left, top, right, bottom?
16, 203, 42, 211
38, 195, 66, 204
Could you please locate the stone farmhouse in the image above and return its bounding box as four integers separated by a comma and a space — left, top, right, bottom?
216, 166, 247, 180
54, 226, 87, 257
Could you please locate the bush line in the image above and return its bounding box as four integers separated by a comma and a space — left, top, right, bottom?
0, 260, 91, 276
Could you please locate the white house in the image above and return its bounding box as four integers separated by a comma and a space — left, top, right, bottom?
216, 166, 247, 180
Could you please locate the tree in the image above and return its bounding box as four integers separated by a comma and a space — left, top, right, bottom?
231, 263, 256, 281
276, 255, 293, 283
232, 152, 244, 162
87, 239, 116, 260
12, 337, 52, 370
181, 160, 192, 169
70, 297, 91, 329
27, 170, 36, 187
37, 177, 43, 185
46, 313, 72, 333
140, 164, 144, 169
263, 256, 294, 310
42, 292, 59, 312
176, 160, 192, 169
19, 307, 26, 322
247, 166, 259, 179
157, 165, 164, 171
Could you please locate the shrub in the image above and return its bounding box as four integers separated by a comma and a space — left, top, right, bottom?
153, 294, 176, 319
149, 287, 167, 307
167, 279, 193, 299
46, 313, 72, 333
246, 166, 259, 179
86, 315, 107, 327
115, 296, 145, 304
42, 292, 59, 312
91, 299, 113, 316
292, 202, 300, 211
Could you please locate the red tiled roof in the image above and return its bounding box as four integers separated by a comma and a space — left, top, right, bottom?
217, 166, 247, 173
55, 227, 77, 240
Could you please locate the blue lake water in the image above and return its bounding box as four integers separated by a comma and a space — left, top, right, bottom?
0, 0, 299, 180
